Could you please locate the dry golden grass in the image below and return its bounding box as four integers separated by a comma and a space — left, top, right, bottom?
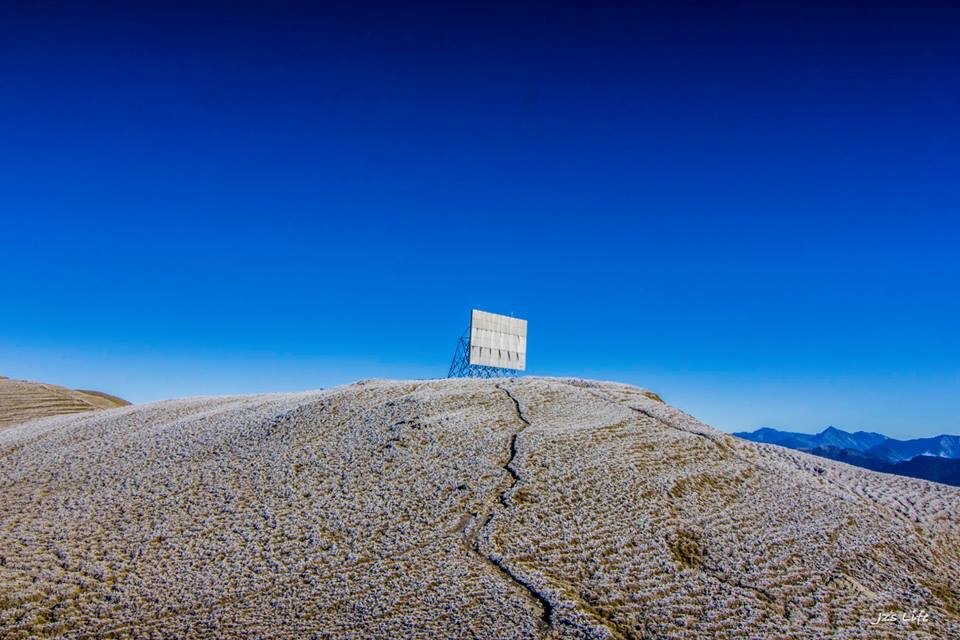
0, 376, 128, 430
0, 378, 957, 639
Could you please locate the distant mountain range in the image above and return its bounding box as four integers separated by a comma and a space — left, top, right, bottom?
734, 426, 960, 487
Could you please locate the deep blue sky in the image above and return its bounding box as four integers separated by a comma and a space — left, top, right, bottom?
1, 1, 958, 437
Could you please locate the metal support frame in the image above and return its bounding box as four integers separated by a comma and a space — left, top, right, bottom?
447, 329, 518, 378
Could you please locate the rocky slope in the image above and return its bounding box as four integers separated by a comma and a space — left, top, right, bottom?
0, 376, 129, 429
0, 378, 957, 639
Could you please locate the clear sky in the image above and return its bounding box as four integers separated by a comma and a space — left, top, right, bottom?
1, 1, 958, 438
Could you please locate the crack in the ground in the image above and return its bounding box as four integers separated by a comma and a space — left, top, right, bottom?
497, 384, 529, 506
456, 383, 639, 638
498, 384, 532, 426
459, 384, 551, 633
500, 433, 522, 507
465, 383, 630, 640
485, 545, 556, 628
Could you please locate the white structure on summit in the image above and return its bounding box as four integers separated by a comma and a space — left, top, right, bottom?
448, 309, 527, 378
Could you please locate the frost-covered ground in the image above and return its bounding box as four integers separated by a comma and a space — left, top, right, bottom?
0, 378, 957, 639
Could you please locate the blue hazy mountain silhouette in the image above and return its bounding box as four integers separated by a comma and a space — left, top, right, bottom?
733, 426, 960, 487
863, 435, 960, 462
734, 426, 889, 452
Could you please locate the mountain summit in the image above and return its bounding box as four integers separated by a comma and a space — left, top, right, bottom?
1, 379, 958, 638
817, 426, 890, 451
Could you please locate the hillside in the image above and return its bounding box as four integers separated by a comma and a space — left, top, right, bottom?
0, 376, 129, 430
1, 378, 958, 639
